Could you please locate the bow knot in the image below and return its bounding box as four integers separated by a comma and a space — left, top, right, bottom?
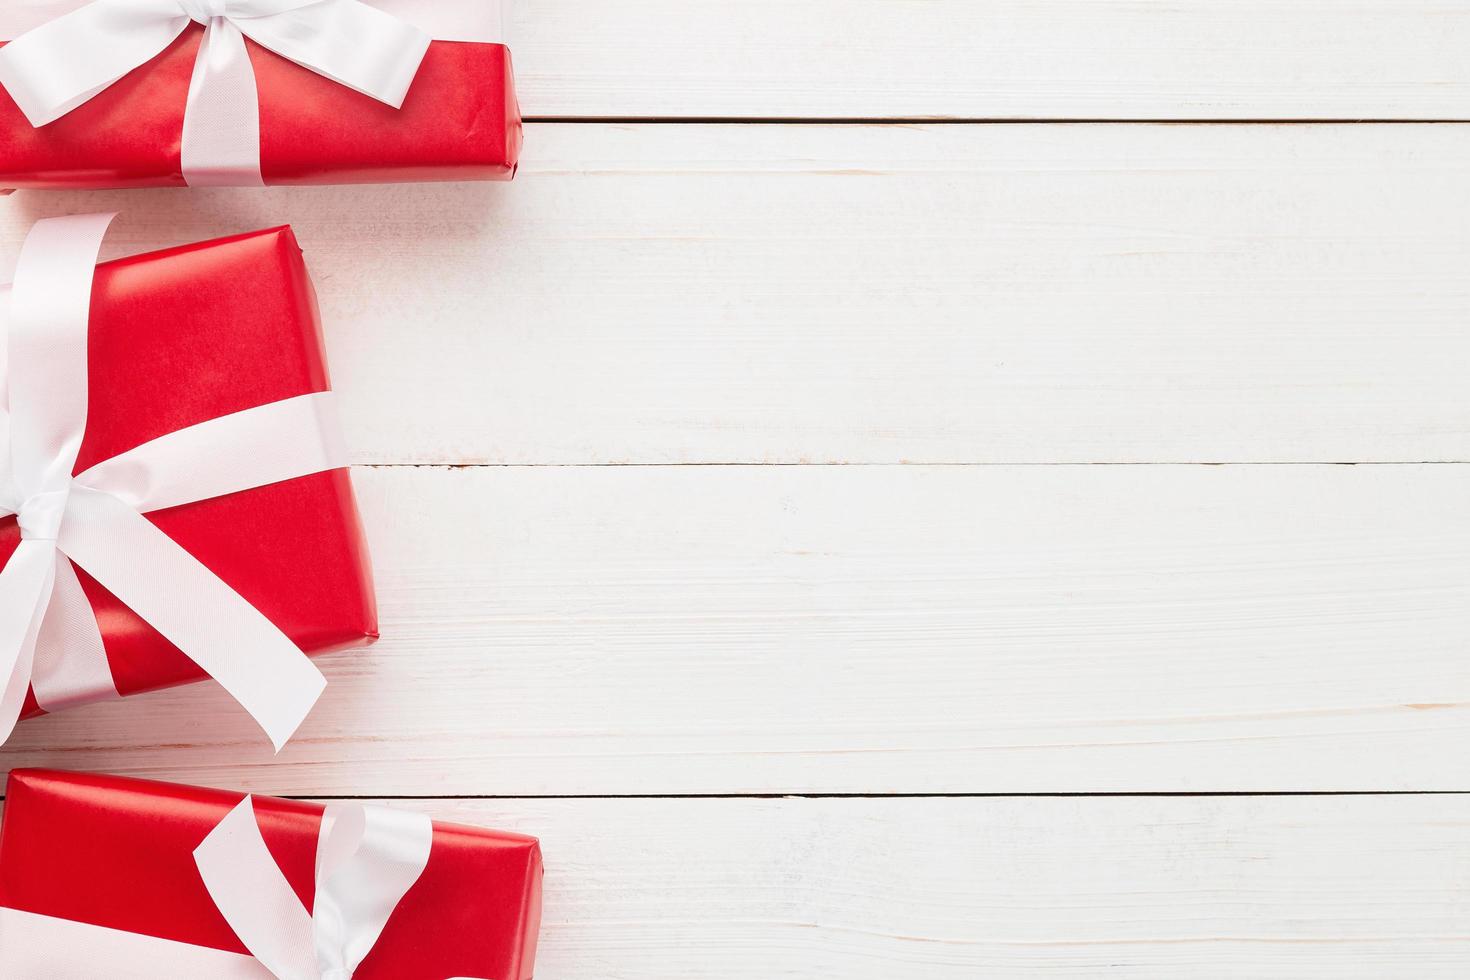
16, 488, 68, 542
180, 0, 231, 23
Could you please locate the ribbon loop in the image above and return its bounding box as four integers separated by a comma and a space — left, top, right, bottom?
313, 803, 434, 976
0, 1, 190, 127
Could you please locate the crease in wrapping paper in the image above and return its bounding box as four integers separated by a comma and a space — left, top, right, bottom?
0, 770, 543, 980
0, 1, 520, 188
0, 226, 377, 719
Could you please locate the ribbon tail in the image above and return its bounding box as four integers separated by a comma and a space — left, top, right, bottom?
182, 16, 266, 186
235, 0, 430, 108
195, 798, 319, 980
0, 541, 59, 743
60, 487, 325, 751
31, 553, 119, 713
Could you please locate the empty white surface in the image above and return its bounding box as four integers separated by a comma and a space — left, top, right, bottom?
454, 794, 1470, 979
3, 123, 1470, 465
511, 1, 1470, 119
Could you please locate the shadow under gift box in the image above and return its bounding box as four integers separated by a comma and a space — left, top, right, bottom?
0, 226, 378, 720
0, 26, 521, 188
0, 769, 543, 979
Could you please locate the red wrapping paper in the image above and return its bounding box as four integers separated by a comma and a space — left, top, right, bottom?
0, 769, 543, 979
0, 226, 377, 719
0, 29, 521, 188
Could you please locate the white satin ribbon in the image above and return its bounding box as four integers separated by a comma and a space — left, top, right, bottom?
0, 212, 349, 750
198, 799, 439, 980
0, 801, 488, 980
0, 0, 435, 185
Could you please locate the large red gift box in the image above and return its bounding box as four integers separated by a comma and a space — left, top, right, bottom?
0, 225, 377, 720
0, 769, 543, 979
0, 14, 521, 189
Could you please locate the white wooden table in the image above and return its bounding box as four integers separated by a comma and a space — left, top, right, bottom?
5, 3, 1470, 976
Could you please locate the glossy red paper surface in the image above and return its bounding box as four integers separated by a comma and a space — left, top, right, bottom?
0, 227, 378, 718
0, 30, 521, 188
0, 770, 542, 980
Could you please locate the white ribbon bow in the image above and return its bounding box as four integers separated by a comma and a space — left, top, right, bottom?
0, 800, 488, 979
0, 212, 349, 749
196, 798, 449, 980
0, 0, 431, 185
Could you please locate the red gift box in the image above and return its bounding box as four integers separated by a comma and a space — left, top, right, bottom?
0, 225, 377, 720
0, 769, 543, 979
0, 9, 521, 189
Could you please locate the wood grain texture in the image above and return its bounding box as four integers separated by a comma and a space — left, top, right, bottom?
446, 794, 1470, 978
510, 1, 1470, 119
3, 463, 1467, 795
4, 123, 1468, 465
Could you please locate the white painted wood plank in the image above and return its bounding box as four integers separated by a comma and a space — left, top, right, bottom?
205, 795, 1470, 977
4, 124, 1468, 465
4, 463, 1468, 795
510, 1, 1470, 119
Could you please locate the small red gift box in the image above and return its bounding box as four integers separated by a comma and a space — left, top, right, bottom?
0, 224, 377, 721
0, 2, 520, 189
0, 769, 543, 979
